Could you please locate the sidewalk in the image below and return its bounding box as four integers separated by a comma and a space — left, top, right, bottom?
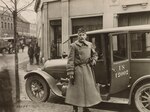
18, 60, 43, 101
14, 101, 111, 112
18, 46, 43, 72
15, 101, 72, 112
26, 63, 43, 72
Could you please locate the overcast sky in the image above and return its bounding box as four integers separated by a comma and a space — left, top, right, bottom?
0, 0, 36, 23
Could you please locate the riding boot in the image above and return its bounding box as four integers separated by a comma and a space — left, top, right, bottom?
83, 107, 91, 112
72, 106, 78, 112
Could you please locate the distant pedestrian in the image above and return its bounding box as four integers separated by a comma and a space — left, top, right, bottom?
34, 43, 40, 65
8, 42, 12, 54
28, 44, 34, 65
21, 43, 25, 52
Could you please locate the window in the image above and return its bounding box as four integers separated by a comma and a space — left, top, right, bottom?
72, 16, 102, 34
1, 22, 3, 28
89, 35, 103, 60
112, 34, 128, 62
131, 32, 150, 59
8, 23, 10, 29
5, 22, 7, 29
11, 23, 13, 29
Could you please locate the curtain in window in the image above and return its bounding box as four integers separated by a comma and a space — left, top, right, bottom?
118, 12, 150, 27
72, 16, 103, 34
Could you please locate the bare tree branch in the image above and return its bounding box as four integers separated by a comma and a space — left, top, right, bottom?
17, 0, 35, 13
9, 0, 15, 9
10, 0, 15, 4
0, 0, 13, 13
18, 9, 34, 13
1, 9, 9, 15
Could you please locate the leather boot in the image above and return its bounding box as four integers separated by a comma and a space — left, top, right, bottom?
72, 106, 78, 112
83, 107, 91, 112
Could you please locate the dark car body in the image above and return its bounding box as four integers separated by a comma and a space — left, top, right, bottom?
43, 59, 67, 79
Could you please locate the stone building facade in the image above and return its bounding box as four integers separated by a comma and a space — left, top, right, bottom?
35, 0, 150, 60
0, 9, 30, 38
0, 10, 13, 37
30, 23, 36, 37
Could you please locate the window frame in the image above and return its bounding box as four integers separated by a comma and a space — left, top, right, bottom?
109, 32, 129, 63
130, 31, 150, 59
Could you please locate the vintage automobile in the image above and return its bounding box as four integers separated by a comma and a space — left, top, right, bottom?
0, 38, 9, 54
24, 25, 150, 112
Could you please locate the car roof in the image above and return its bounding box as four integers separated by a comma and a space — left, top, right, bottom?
70, 24, 150, 37
62, 25, 150, 44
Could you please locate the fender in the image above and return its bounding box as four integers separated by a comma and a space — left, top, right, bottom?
128, 75, 150, 104
24, 69, 63, 97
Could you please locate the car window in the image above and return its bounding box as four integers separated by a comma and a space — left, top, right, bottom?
131, 32, 150, 59
112, 34, 128, 62
88, 35, 103, 60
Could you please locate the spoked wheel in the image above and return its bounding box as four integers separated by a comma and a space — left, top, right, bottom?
2, 48, 7, 55
25, 75, 50, 102
134, 83, 150, 112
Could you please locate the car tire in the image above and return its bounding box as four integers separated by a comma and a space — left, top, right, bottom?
25, 75, 50, 102
134, 83, 150, 112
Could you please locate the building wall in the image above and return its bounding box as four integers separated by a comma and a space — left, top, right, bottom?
0, 13, 13, 37
0, 11, 31, 39
17, 20, 30, 36
36, 10, 43, 56
48, 1, 61, 19
103, 0, 150, 28
30, 23, 36, 37
69, 0, 103, 17
37, 0, 150, 60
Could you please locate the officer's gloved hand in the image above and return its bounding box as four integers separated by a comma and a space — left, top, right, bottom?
89, 58, 96, 67
91, 59, 96, 66
67, 71, 75, 85
69, 75, 74, 85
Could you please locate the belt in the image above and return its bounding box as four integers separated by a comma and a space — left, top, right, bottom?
75, 62, 89, 67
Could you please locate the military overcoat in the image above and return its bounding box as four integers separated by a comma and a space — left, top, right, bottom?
65, 40, 102, 107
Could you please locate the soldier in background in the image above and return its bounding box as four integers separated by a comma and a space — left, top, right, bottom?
28, 43, 34, 65
34, 43, 40, 65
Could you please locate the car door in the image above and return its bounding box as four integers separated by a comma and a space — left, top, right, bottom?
109, 32, 130, 94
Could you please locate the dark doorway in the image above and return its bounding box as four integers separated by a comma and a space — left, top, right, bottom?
50, 20, 62, 59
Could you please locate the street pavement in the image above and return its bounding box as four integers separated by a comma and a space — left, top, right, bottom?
3, 47, 136, 112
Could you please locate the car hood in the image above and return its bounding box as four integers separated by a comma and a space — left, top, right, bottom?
43, 59, 68, 74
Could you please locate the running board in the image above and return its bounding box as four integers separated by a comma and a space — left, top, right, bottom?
102, 97, 129, 104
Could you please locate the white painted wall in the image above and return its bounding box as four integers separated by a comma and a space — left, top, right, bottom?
48, 2, 61, 19
37, 0, 150, 59
70, 0, 103, 17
